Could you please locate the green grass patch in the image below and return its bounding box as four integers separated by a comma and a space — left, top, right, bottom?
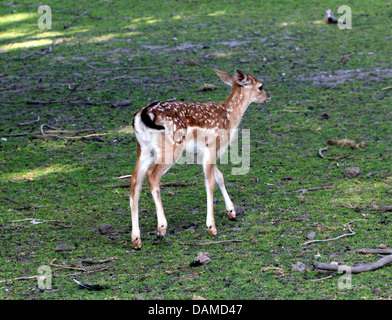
1, 0, 391, 300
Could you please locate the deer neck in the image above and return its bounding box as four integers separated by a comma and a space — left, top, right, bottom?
221, 84, 252, 129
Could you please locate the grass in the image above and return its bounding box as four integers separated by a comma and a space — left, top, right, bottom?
0, 0, 391, 300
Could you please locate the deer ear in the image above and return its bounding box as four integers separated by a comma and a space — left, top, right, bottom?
214, 69, 233, 87
234, 69, 250, 86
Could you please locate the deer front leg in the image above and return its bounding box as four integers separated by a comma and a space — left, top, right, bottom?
203, 162, 217, 236
214, 166, 236, 221
147, 163, 172, 240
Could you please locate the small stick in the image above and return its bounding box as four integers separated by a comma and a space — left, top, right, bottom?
4, 129, 96, 137
117, 174, 132, 179
160, 182, 195, 187
318, 147, 350, 161
180, 239, 243, 246
297, 185, 335, 193
18, 116, 40, 126
50, 259, 111, 272
40, 124, 67, 141
62, 133, 108, 140
0, 275, 39, 284
381, 86, 392, 91
64, 11, 88, 29
8, 47, 52, 61
352, 248, 392, 255
80, 257, 117, 265
281, 109, 307, 113
308, 274, 334, 282
370, 205, 392, 212
314, 254, 392, 274
101, 181, 195, 188
50, 259, 86, 271
41, 124, 58, 135
8, 218, 72, 228
86, 63, 154, 71
3, 196, 30, 210
27, 98, 80, 105
303, 219, 366, 246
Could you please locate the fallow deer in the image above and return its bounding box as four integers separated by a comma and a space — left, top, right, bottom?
130, 69, 270, 249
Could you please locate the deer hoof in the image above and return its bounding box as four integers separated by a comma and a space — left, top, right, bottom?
132, 237, 142, 250
227, 209, 237, 221
207, 225, 217, 236
156, 225, 166, 239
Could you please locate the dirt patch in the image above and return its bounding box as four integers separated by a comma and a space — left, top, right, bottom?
296, 68, 392, 86
141, 40, 250, 53
141, 42, 205, 53
216, 40, 250, 47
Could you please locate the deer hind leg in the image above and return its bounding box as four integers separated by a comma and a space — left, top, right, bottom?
130, 144, 154, 250
146, 162, 173, 240
214, 166, 236, 221
203, 161, 218, 236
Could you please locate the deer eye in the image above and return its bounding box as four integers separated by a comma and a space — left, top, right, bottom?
258, 85, 264, 91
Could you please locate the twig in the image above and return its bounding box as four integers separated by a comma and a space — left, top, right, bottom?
27, 98, 118, 106
180, 239, 243, 246
27, 98, 80, 105
318, 147, 350, 161
50, 259, 112, 272
86, 63, 154, 72
297, 185, 335, 193
4, 129, 96, 137
160, 182, 196, 187
303, 219, 367, 246
281, 109, 308, 113
352, 248, 392, 255
8, 218, 72, 228
67, 83, 81, 91
307, 274, 334, 282
102, 183, 132, 188
4, 127, 106, 142
18, 116, 40, 126
85, 13, 103, 20
80, 257, 117, 265
117, 174, 132, 179
314, 254, 392, 274
40, 124, 67, 141
40, 124, 58, 135
3, 196, 31, 210
3, 196, 38, 218
64, 11, 88, 29
8, 47, 52, 61
381, 86, 392, 91
101, 181, 195, 188
0, 275, 39, 284
61, 133, 108, 141
50, 259, 86, 271
370, 205, 392, 212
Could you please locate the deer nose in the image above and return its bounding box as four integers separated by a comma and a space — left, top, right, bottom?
265, 92, 271, 102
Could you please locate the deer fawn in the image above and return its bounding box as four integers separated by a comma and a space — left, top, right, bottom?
130, 69, 270, 249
